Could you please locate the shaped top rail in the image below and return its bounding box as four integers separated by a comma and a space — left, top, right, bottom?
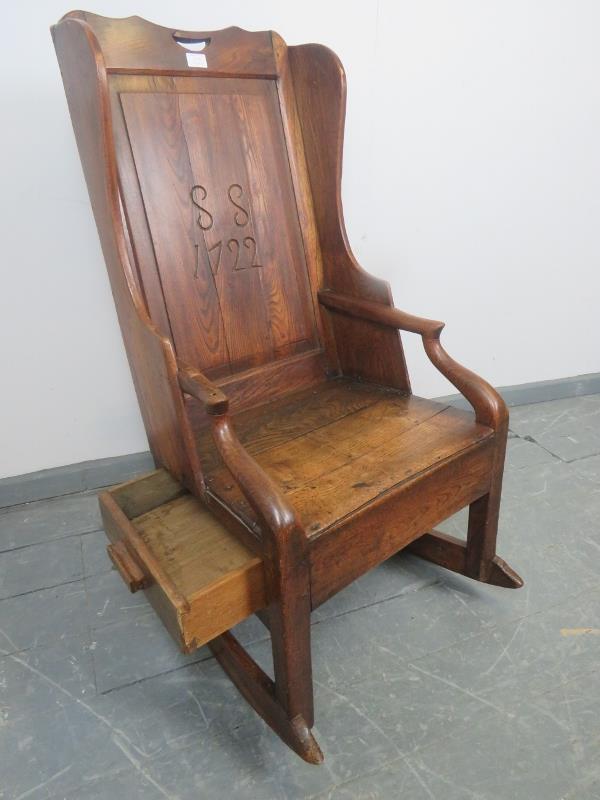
57, 11, 281, 76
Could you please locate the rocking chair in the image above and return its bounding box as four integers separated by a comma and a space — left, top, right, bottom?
52, 12, 522, 763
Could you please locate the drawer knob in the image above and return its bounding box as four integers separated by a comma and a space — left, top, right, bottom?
107, 541, 147, 592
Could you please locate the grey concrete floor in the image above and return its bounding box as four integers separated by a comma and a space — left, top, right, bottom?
1, 395, 599, 799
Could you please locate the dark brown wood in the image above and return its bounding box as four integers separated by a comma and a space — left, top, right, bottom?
118, 74, 319, 378
178, 363, 229, 415
60, 11, 279, 76
203, 383, 494, 537
309, 436, 497, 607
210, 415, 315, 726
318, 289, 507, 429
407, 530, 523, 589
209, 632, 323, 764
53, 12, 522, 764
319, 290, 445, 338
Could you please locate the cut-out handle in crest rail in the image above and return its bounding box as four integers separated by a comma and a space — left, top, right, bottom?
173, 33, 211, 68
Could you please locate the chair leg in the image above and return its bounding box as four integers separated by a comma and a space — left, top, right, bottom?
209, 547, 322, 764
209, 597, 323, 764
465, 427, 522, 587
465, 488, 523, 587
269, 588, 315, 728
466, 489, 501, 581
408, 430, 523, 589
466, 432, 507, 582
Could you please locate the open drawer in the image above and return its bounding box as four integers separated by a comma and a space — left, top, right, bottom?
99, 470, 267, 653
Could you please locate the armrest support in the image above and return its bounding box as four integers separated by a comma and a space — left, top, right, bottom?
422, 338, 507, 430
318, 290, 507, 430
177, 363, 229, 416
176, 362, 304, 544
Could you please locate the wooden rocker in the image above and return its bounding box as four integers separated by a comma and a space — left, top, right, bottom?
52, 12, 523, 764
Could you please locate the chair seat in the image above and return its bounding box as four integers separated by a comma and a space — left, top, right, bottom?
201, 379, 493, 536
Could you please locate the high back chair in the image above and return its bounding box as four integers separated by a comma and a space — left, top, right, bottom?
52, 12, 522, 763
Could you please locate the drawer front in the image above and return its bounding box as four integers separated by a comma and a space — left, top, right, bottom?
99, 470, 266, 653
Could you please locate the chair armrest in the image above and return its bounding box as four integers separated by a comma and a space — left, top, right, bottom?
318, 290, 445, 338
177, 363, 229, 416
176, 363, 303, 543
210, 416, 305, 549
318, 290, 507, 430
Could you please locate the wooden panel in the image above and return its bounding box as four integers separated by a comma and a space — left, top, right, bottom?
286, 405, 491, 534
118, 76, 318, 375
215, 350, 328, 413
109, 468, 185, 518
289, 43, 411, 391
52, 19, 195, 488
61, 12, 279, 76
204, 380, 493, 535
190, 376, 388, 467
110, 77, 175, 341
272, 33, 338, 370
99, 470, 266, 653
230, 379, 394, 454
310, 439, 495, 606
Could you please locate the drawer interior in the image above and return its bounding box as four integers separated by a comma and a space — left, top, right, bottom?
99, 470, 266, 652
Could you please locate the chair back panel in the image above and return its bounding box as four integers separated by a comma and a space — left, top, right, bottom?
114, 74, 319, 376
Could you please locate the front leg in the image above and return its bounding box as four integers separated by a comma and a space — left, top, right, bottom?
465, 418, 518, 584
209, 415, 321, 761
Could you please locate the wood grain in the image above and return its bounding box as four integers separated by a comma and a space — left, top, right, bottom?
101, 471, 267, 652
133, 494, 262, 600
310, 440, 495, 606
59, 11, 279, 76
119, 76, 318, 377
288, 43, 411, 391
407, 530, 523, 589
204, 380, 493, 535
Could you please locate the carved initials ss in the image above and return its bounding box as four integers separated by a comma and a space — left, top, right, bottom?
190, 185, 213, 230
227, 184, 250, 226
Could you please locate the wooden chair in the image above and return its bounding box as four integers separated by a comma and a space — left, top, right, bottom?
52, 12, 522, 764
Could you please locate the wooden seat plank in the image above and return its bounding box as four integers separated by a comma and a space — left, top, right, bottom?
285, 405, 492, 534
205, 380, 492, 535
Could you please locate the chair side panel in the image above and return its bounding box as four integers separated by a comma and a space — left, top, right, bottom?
52, 19, 193, 484
289, 44, 411, 391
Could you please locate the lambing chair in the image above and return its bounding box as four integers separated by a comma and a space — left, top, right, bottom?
52, 12, 522, 763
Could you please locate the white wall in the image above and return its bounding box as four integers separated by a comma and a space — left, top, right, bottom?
1, 1, 598, 478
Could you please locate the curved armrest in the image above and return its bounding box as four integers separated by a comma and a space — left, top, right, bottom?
177, 363, 229, 416
176, 363, 305, 544
210, 416, 305, 549
318, 290, 507, 429
319, 290, 445, 338
422, 338, 507, 430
